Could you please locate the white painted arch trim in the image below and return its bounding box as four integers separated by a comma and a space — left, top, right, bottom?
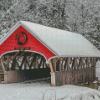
0, 50, 58, 63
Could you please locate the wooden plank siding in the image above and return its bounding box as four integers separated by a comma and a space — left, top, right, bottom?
51, 57, 97, 86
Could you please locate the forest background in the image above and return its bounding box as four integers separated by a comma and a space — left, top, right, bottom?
0, 0, 100, 50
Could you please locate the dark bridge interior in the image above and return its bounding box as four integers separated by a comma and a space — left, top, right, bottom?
0, 51, 51, 83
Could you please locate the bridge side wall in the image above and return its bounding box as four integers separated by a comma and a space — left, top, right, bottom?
51, 67, 95, 86
4, 68, 50, 84
50, 57, 97, 86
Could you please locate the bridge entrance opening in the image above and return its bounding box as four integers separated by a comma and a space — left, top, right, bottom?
0, 51, 51, 84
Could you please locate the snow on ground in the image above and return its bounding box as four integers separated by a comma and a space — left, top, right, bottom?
0, 61, 100, 100
0, 79, 100, 100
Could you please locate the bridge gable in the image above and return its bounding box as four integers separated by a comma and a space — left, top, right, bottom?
0, 26, 56, 61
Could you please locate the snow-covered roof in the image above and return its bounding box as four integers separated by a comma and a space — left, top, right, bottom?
1, 21, 100, 57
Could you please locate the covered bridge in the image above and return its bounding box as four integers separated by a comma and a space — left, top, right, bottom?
0, 21, 100, 86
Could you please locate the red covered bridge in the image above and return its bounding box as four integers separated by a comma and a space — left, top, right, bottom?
0, 21, 100, 86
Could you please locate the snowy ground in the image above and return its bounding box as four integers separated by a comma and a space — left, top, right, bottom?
0, 78, 100, 100
0, 61, 100, 100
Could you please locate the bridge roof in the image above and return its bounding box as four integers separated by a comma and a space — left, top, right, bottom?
0, 21, 100, 61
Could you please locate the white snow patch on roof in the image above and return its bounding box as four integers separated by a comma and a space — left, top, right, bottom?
21, 21, 100, 57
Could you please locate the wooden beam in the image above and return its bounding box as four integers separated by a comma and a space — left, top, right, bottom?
61, 58, 63, 69
0, 58, 5, 71
64, 58, 67, 70
83, 58, 86, 68
29, 54, 37, 69
76, 58, 79, 69
68, 58, 73, 69
86, 58, 89, 68
25, 56, 30, 69
11, 57, 16, 70
66, 58, 71, 70
6, 55, 10, 70
72, 58, 75, 69
14, 47, 30, 50
32, 55, 38, 69
35, 56, 41, 69
27, 53, 34, 62
90, 58, 93, 67
16, 61, 20, 69
49, 60, 54, 72
61, 58, 65, 70
70, 58, 73, 64
93, 58, 96, 66
56, 58, 62, 71
78, 57, 85, 69
32, 59, 36, 69
9, 52, 19, 62
52, 58, 57, 72
23, 58, 26, 70
16, 51, 25, 61
19, 56, 26, 70
38, 57, 43, 69
72, 58, 78, 69
59, 59, 62, 71
42, 59, 45, 68
25, 53, 34, 69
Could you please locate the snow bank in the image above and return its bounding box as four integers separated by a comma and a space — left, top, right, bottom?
0, 81, 100, 100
